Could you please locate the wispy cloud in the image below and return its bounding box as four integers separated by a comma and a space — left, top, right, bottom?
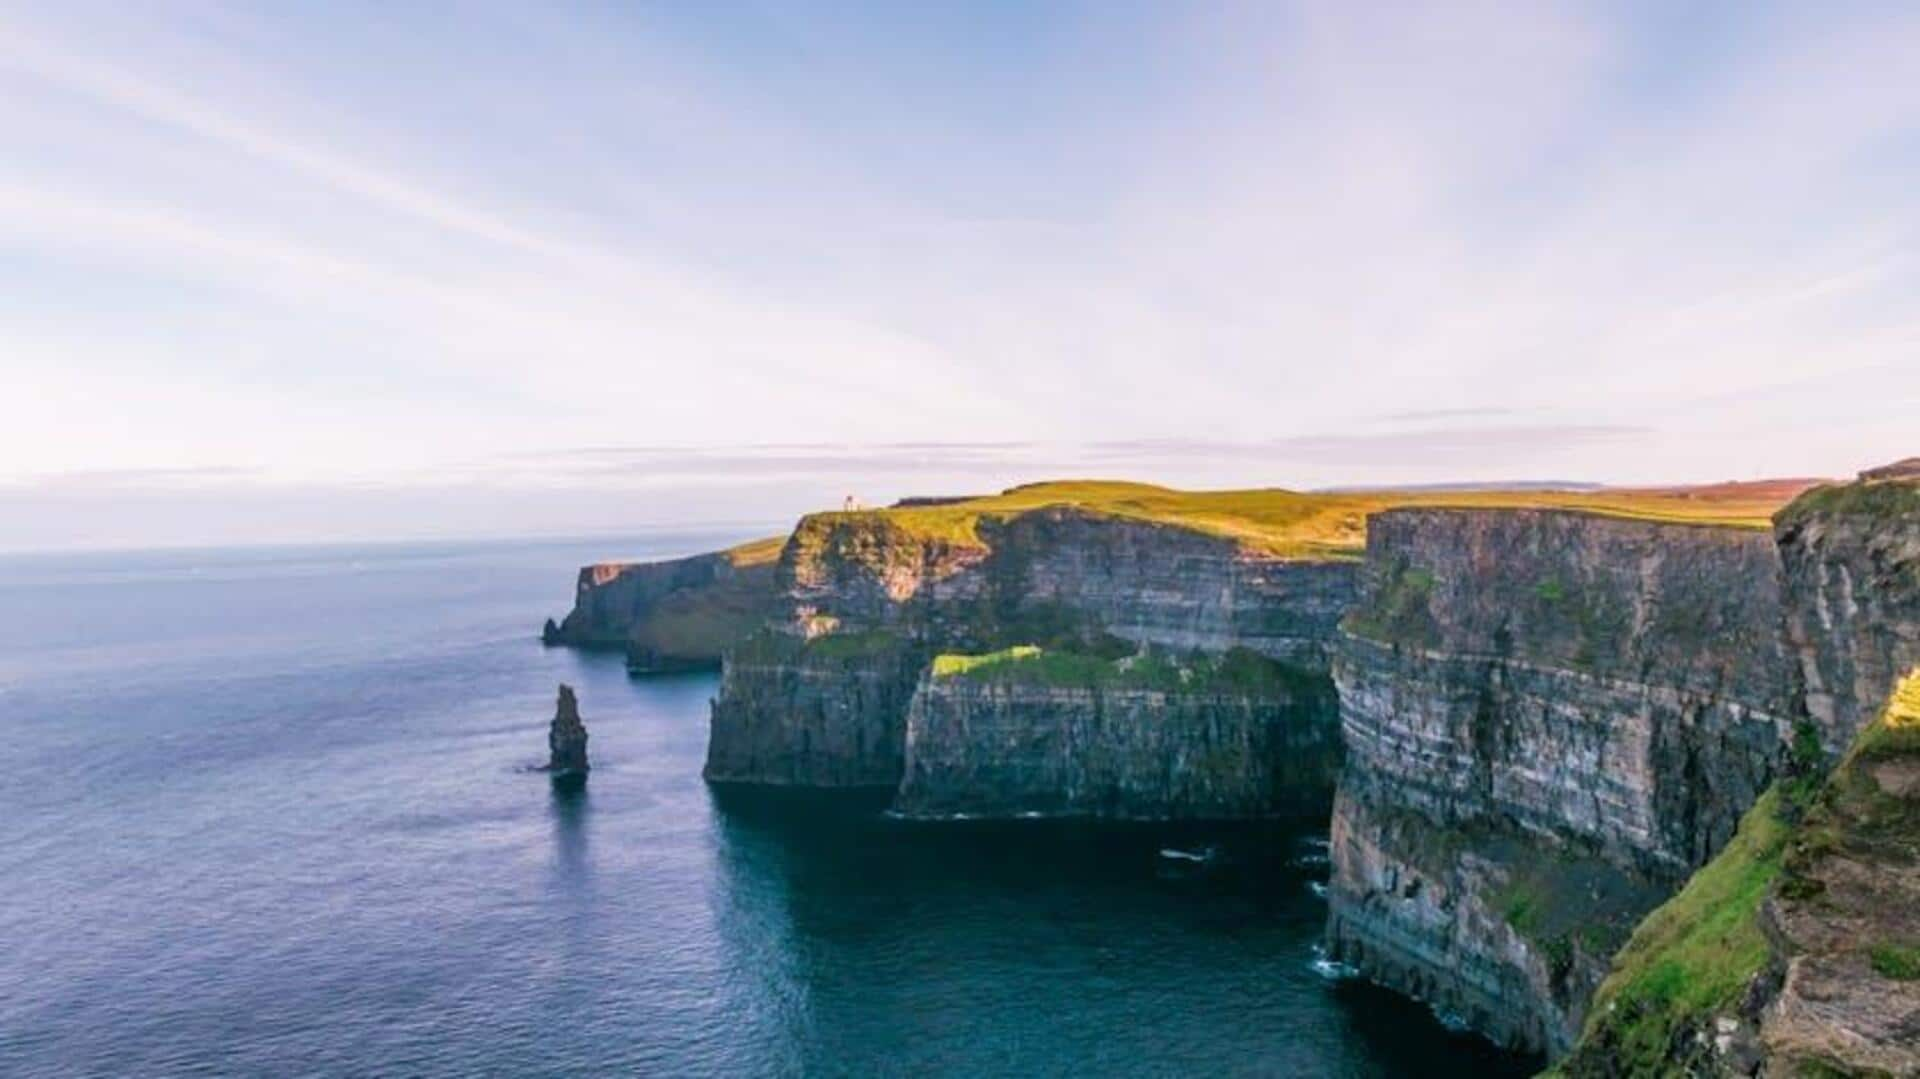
0, 3, 1914, 547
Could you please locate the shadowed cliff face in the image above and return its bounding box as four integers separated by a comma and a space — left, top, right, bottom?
1325, 509, 1794, 1056
546, 546, 780, 672
1552, 469, 1920, 1077
707, 506, 1356, 814
894, 651, 1342, 820
703, 631, 924, 789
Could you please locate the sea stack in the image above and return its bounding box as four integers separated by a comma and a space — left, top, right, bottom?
548, 684, 589, 776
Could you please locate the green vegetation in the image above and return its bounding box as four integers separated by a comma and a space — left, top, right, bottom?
929, 643, 1319, 696
1869, 942, 1920, 981
1776, 475, 1920, 527
727, 628, 903, 664
1343, 560, 1439, 644
802, 479, 1797, 562
721, 535, 786, 566
930, 645, 1040, 677
1563, 788, 1789, 1074
1534, 577, 1566, 603
1563, 668, 1920, 1075
1490, 846, 1652, 987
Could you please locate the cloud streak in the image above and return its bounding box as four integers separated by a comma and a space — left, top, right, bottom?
0, 3, 1914, 547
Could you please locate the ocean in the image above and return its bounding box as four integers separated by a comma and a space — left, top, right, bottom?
0, 534, 1534, 1077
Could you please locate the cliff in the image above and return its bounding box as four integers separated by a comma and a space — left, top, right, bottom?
1558, 669, 1920, 1078
703, 480, 1807, 815
544, 537, 782, 672
894, 646, 1340, 819
703, 630, 925, 788
1548, 465, 1920, 1076
1775, 470, 1920, 754
705, 495, 1360, 808
1325, 509, 1794, 1056
780, 503, 1360, 659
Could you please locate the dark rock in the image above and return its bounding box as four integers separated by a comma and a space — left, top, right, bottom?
548, 684, 589, 776
545, 545, 781, 668
1325, 508, 1794, 1056
706, 506, 1359, 796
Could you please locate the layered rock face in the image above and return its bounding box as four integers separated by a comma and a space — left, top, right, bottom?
1555, 469, 1920, 1076
545, 546, 779, 672
1325, 509, 1794, 1055
705, 506, 1355, 809
894, 650, 1341, 819
780, 507, 1357, 663
1775, 469, 1920, 754
703, 632, 925, 788
1561, 670, 1920, 1078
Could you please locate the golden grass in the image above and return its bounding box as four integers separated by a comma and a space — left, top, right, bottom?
805, 479, 1810, 560
723, 535, 787, 566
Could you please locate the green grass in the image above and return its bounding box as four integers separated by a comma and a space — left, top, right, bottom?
797, 479, 1799, 562
723, 535, 787, 566
1565, 787, 1789, 1073
929, 643, 1319, 695
1776, 475, 1920, 528
1563, 668, 1920, 1075
1869, 942, 1920, 981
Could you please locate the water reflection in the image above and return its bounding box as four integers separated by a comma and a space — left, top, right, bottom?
548, 777, 592, 886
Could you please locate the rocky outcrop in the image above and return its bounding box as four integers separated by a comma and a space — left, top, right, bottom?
548, 683, 589, 776
702, 631, 926, 788
1325, 509, 1794, 1056
1559, 670, 1920, 1078
706, 504, 1357, 809
544, 542, 780, 672
780, 506, 1359, 664
894, 648, 1340, 819
1775, 467, 1920, 754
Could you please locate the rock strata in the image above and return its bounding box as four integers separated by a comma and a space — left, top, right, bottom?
1775, 466, 1920, 753
1560, 670, 1920, 1077
705, 504, 1356, 809
544, 543, 781, 672
894, 648, 1340, 819
1325, 508, 1793, 1055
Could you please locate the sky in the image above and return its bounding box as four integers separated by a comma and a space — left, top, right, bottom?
1, 1, 1916, 550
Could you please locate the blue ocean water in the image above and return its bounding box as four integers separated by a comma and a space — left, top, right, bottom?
0, 535, 1534, 1077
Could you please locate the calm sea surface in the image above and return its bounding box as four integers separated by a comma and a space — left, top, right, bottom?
0, 534, 1534, 1077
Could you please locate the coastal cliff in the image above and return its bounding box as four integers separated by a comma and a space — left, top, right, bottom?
1554, 464, 1920, 1076
1776, 468, 1920, 753
780, 504, 1358, 663
544, 537, 782, 672
702, 630, 924, 788
1558, 669, 1920, 1078
894, 646, 1340, 819
1325, 509, 1794, 1055
705, 489, 1359, 810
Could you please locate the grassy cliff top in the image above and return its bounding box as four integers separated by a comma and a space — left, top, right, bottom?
807, 478, 1814, 560
724, 535, 788, 566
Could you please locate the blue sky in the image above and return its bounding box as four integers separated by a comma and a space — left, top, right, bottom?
1, 2, 1916, 548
